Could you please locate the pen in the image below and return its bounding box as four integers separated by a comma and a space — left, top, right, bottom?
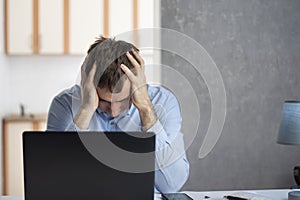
224, 195, 248, 200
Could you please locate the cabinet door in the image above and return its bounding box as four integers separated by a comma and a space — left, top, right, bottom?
39, 0, 64, 54
109, 0, 133, 37
6, 0, 33, 54
4, 122, 32, 195
3, 120, 46, 196
69, 0, 104, 55
138, 0, 154, 29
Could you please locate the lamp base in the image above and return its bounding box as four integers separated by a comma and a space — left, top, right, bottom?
289, 191, 300, 200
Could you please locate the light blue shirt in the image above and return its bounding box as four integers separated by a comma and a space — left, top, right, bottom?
47, 84, 190, 193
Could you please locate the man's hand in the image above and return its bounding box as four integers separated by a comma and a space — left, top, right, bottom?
80, 61, 98, 111
74, 60, 99, 130
120, 50, 157, 131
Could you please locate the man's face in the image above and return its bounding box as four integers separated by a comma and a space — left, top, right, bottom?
96, 79, 131, 118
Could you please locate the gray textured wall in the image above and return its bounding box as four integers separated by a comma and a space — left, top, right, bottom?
161, 0, 300, 191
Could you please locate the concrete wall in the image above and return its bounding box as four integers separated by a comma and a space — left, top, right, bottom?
161, 0, 300, 191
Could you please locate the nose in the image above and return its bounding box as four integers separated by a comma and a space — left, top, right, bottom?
107, 109, 121, 117
105, 104, 122, 117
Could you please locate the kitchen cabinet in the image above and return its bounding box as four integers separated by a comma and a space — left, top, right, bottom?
2, 114, 47, 195
5, 0, 156, 55
69, 0, 104, 54
5, 0, 33, 54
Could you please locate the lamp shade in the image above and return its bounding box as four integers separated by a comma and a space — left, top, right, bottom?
277, 101, 300, 145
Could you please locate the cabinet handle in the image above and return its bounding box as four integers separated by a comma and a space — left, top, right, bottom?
29, 34, 33, 50
30, 34, 40, 53
39, 34, 41, 50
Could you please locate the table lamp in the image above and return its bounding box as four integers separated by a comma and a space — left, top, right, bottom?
277, 101, 300, 200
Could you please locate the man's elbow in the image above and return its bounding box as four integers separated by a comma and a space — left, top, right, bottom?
172, 165, 190, 192
160, 164, 190, 193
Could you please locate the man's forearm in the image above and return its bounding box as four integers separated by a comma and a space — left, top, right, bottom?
138, 99, 157, 131
155, 155, 189, 193
74, 107, 95, 130
147, 119, 189, 192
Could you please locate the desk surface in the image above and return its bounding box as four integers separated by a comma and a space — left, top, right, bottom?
183, 189, 298, 200
1, 189, 299, 200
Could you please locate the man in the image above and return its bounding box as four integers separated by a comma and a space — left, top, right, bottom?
47, 36, 189, 193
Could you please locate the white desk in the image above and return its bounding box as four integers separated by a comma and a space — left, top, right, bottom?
155, 189, 300, 200
183, 189, 298, 200
1, 189, 299, 200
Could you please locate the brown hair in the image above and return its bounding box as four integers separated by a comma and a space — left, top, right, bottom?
85, 36, 139, 93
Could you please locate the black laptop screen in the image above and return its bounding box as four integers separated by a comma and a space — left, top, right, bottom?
23, 131, 155, 200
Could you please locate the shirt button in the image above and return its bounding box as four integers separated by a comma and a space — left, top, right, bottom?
110, 122, 115, 126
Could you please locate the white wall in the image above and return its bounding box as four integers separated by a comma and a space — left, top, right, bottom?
7, 56, 82, 114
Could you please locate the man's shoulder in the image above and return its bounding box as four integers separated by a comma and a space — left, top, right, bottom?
53, 85, 81, 102
147, 84, 178, 102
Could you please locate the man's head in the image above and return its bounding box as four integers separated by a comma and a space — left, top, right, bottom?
84, 36, 140, 117
85, 36, 139, 92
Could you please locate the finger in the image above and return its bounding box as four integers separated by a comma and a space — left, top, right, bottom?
81, 59, 88, 85
120, 64, 135, 81
86, 63, 97, 84
131, 50, 145, 72
131, 49, 145, 67
81, 56, 89, 73
126, 51, 141, 69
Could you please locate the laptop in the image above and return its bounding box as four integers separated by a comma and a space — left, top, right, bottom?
23, 131, 155, 200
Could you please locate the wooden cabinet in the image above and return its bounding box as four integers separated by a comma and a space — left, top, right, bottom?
2, 114, 47, 196
5, 0, 156, 55
39, 0, 64, 54
5, 0, 33, 54
5, 0, 66, 55
69, 0, 104, 54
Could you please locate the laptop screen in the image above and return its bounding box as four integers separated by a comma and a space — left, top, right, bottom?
23, 131, 155, 200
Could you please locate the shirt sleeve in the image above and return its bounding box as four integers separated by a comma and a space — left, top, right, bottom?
47, 94, 79, 131
147, 91, 190, 193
